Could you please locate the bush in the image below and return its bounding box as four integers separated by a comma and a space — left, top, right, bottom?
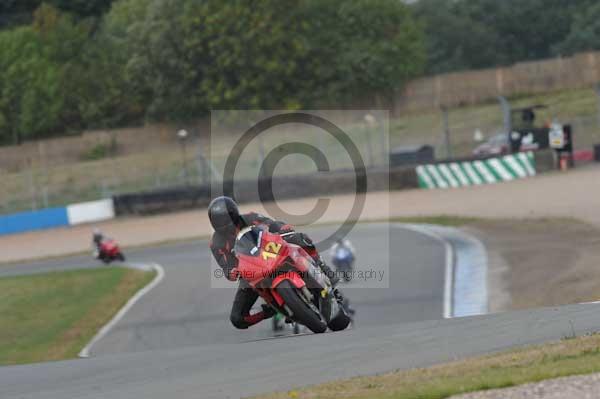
80, 139, 117, 161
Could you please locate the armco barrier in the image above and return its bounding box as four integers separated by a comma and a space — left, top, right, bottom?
0, 150, 553, 235
0, 207, 69, 235
416, 152, 536, 189
113, 167, 418, 216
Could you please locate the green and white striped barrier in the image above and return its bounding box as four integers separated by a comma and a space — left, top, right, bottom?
416, 152, 536, 189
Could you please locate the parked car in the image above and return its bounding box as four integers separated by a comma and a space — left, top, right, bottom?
473, 133, 510, 156
473, 132, 538, 156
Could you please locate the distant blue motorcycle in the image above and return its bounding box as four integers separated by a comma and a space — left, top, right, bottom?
331, 241, 355, 283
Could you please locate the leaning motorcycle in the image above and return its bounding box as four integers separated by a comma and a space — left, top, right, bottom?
235, 226, 351, 334
94, 239, 126, 264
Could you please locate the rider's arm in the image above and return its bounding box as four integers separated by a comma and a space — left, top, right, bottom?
243, 212, 319, 259
209, 234, 238, 281
243, 212, 294, 234
280, 230, 320, 260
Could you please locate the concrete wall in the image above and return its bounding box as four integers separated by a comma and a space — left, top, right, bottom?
0, 199, 115, 236
0, 207, 69, 235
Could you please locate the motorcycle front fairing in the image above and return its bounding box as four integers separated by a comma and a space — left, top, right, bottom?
235, 226, 294, 289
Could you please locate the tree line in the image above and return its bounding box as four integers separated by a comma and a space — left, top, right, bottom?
2, 0, 600, 144
0, 0, 424, 144
413, 0, 600, 74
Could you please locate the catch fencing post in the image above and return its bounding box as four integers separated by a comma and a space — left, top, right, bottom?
498, 96, 512, 134
42, 186, 49, 208
27, 161, 37, 211
441, 106, 452, 159
595, 84, 600, 127
364, 113, 377, 167
257, 134, 266, 178
177, 129, 190, 186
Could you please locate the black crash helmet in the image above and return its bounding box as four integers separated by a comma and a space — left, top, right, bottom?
208, 196, 241, 232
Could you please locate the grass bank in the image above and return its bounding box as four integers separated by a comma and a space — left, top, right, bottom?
257, 333, 600, 399
0, 267, 155, 365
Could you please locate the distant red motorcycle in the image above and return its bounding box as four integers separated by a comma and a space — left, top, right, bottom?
235, 226, 351, 333
94, 239, 126, 264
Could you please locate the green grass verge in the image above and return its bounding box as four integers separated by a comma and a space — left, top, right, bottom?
0, 267, 155, 365
257, 333, 600, 399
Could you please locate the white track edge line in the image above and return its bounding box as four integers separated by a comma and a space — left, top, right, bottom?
396, 224, 454, 319
78, 262, 165, 358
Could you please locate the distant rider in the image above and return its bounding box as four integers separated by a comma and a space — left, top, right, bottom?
92, 228, 105, 258
208, 196, 342, 329
331, 238, 356, 263
92, 228, 114, 260
331, 238, 356, 279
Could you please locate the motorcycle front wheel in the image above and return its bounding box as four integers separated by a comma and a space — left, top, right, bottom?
276, 280, 327, 334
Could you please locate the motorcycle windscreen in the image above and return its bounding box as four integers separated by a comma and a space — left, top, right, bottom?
234, 226, 262, 257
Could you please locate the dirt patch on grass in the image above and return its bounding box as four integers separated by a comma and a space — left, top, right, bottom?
466, 218, 600, 311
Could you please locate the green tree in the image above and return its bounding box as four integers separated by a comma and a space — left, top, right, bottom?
0, 0, 115, 28
0, 0, 40, 28
466, 0, 592, 63
300, 0, 425, 102
105, 0, 424, 119
0, 4, 102, 143
413, 0, 597, 73
47, 0, 115, 18
554, 3, 600, 56
1, 0, 426, 141
0, 26, 62, 144
412, 0, 500, 73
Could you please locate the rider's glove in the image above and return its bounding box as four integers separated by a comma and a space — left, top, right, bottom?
261, 304, 277, 319
227, 267, 240, 281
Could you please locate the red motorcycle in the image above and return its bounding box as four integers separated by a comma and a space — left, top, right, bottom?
235, 226, 351, 333
94, 239, 126, 264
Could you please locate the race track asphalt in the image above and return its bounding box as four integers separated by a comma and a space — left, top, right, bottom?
3, 223, 599, 398
0, 224, 447, 353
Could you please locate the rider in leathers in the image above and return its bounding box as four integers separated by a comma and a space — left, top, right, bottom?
208, 196, 341, 329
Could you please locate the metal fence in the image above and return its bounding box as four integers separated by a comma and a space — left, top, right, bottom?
0, 112, 390, 215
2, 85, 600, 215
391, 89, 600, 162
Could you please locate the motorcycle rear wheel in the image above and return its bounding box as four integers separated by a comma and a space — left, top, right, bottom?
276, 280, 327, 334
